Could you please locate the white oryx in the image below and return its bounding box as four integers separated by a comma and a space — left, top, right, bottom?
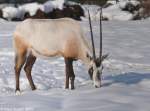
13, 9, 105, 93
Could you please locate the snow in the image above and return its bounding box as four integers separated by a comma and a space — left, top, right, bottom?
103, 4, 133, 21
2, 7, 22, 20
1, 3, 45, 20
118, 0, 128, 9
119, 0, 140, 6
0, 18, 150, 110
82, 5, 100, 21
0, 18, 6, 22
0, 4, 15, 9
19, 3, 44, 16
19, 0, 66, 15
43, 0, 65, 13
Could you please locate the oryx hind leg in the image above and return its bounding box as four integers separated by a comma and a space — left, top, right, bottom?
14, 48, 27, 92
24, 53, 36, 90
14, 35, 28, 93
65, 58, 75, 90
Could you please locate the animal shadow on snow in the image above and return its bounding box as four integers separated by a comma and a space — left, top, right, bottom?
103, 72, 150, 87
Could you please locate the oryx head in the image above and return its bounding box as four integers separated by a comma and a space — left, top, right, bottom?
87, 8, 107, 88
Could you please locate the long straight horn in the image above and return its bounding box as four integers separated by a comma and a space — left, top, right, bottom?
99, 7, 103, 65
88, 9, 96, 60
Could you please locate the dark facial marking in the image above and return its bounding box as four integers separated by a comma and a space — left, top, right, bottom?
96, 70, 101, 80
95, 58, 101, 67
88, 67, 93, 80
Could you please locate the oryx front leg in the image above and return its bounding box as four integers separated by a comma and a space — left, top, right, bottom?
65, 58, 75, 90
24, 53, 36, 90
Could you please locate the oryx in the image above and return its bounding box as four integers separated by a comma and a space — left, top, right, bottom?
13, 8, 106, 93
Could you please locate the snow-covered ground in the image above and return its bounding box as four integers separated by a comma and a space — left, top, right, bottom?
0, 19, 150, 111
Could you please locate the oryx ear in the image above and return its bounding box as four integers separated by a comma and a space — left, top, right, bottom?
101, 54, 109, 62
95, 54, 109, 67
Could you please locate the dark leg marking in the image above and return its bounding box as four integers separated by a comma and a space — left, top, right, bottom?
65, 58, 75, 90
24, 53, 36, 90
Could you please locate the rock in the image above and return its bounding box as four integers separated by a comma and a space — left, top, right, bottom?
47, 8, 64, 19
122, 2, 141, 13
46, 4, 84, 20
24, 9, 46, 19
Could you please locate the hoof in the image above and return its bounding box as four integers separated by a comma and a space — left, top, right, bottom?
15, 90, 21, 96
65, 86, 69, 89
94, 85, 99, 88
71, 87, 75, 90
32, 86, 37, 91
65, 87, 69, 90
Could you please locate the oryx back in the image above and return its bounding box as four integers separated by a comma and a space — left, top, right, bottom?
13, 18, 88, 59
